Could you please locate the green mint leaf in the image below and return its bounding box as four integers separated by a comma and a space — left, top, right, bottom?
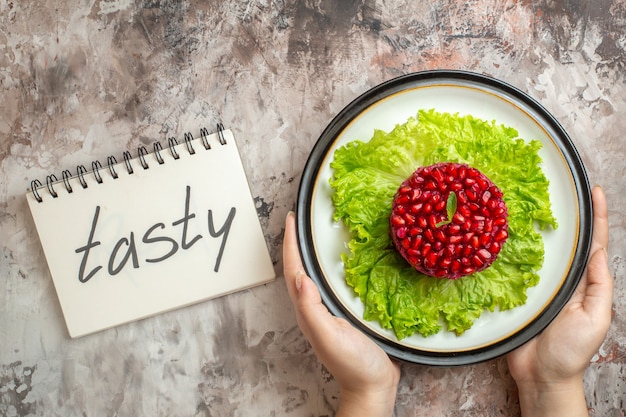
446, 191, 457, 221
435, 191, 457, 227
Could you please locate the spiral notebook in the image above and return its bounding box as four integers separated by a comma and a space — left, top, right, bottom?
26, 125, 276, 338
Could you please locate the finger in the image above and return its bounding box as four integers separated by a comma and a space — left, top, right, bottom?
297, 271, 341, 338
579, 186, 613, 321
590, 186, 609, 254
282, 213, 344, 344
282, 213, 332, 321
572, 186, 610, 304
283, 211, 304, 301
581, 249, 614, 327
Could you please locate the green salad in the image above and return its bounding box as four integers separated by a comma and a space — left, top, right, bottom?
329, 109, 557, 339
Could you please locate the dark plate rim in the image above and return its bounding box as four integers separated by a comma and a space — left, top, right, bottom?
296, 69, 592, 366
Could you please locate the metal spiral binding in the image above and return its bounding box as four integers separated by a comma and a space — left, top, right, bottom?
77, 165, 88, 188
92, 161, 103, 184
184, 132, 195, 154
29, 123, 227, 203
200, 128, 211, 149
123, 151, 134, 174
62, 170, 73, 193
217, 122, 227, 145
167, 137, 180, 160
107, 156, 119, 179
138, 146, 149, 169
46, 174, 58, 198
153, 141, 165, 164
30, 179, 43, 202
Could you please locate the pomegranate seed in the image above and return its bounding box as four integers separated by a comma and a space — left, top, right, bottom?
472, 255, 484, 267
462, 266, 476, 275
396, 194, 409, 205
435, 229, 447, 242
449, 235, 463, 244
494, 229, 509, 241
458, 205, 472, 217
427, 252, 439, 267
450, 182, 463, 192
435, 269, 448, 278
407, 249, 420, 257
451, 259, 462, 273
410, 188, 422, 201
440, 257, 452, 269
493, 217, 507, 226
410, 203, 423, 213
427, 214, 438, 229
390, 162, 509, 279
494, 207, 506, 217
466, 189, 478, 202
391, 215, 404, 226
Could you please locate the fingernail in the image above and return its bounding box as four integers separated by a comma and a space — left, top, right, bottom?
295, 270, 303, 291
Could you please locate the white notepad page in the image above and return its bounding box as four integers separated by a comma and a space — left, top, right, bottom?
27, 128, 275, 338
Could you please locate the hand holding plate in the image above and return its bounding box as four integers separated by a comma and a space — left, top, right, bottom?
506, 185, 613, 417
283, 212, 401, 417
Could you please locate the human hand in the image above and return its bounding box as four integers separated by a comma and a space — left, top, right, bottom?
506, 185, 614, 417
283, 211, 401, 417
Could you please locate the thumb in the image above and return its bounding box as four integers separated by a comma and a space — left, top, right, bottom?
582, 247, 613, 325
282, 212, 336, 340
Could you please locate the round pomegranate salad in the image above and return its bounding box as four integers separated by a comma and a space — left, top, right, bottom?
390, 162, 509, 279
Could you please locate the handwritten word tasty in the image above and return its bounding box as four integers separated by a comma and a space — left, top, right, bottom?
75, 186, 236, 283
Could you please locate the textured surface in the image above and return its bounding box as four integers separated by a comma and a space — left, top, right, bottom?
1, 1, 624, 416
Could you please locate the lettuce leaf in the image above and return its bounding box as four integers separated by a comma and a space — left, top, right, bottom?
329, 109, 557, 339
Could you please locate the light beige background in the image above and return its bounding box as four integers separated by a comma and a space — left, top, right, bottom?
1, 1, 624, 416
